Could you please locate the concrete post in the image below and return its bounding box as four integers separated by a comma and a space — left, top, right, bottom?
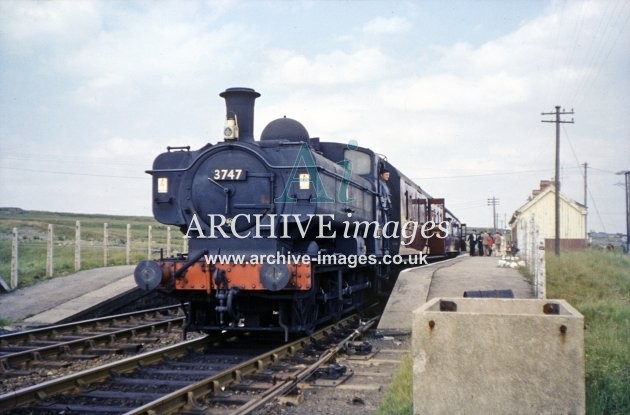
523, 216, 529, 262
527, 216, 538, 298
103, 223, 109, 267
75, 220, 81, 272
530, 216, 536, 274
11, 227, 18, 289
413, 298, 585, 414
126, 224, 131, 265
147, 225, 152, 259
46, 224, 54, 278
537, 234, 546, 299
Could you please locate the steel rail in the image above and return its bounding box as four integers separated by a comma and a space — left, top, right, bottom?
0, 335, 210, 410
125, 314, 367, 415
0, 304, 182, 346
0, 316, 184, 371
230, 315, 379, 415
1, 311, 378, 413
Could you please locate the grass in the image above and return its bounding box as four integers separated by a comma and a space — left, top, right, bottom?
546, 250, 630, 415
375, 249, 630, 415
374, 353, 413, 415
0, 208, 187, 289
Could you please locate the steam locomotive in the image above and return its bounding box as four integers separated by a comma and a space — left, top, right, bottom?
134, 87, 463, 339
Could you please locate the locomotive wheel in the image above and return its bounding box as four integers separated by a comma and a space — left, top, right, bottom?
293, 292, 318, 335
326, 271, 344, 322
327, 297, 343, 322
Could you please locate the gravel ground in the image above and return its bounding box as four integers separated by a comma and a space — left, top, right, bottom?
1, 330, 410, 414
0, 330, 194, 395
255, 332, 411, 415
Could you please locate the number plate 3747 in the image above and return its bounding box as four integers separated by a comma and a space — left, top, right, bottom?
212, 169, 245, 180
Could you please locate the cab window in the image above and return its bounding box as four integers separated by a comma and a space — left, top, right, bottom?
343, 149, 371, 175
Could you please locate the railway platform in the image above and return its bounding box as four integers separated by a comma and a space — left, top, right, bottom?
377, 255, 534, 334
0, 265, 140, 328
1, 255, 533, 334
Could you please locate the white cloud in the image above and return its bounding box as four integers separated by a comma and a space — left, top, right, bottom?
67, 22, 245, 106
0, 0, 101, 51
265, 48, 390, 85
362, 16, 411, 34
378, 73, 529, 112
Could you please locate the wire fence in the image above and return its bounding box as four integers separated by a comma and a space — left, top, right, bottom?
514, 215, 546, 299
0, 222, 188, 291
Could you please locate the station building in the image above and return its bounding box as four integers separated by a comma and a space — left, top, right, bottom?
509, 180, 587, 250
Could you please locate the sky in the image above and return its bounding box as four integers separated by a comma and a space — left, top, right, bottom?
0, 0, 629, 234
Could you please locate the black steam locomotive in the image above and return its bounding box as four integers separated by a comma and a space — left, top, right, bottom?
135, 87, 463, 339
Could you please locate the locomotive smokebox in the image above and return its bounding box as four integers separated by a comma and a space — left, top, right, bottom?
219, 87, 261, 142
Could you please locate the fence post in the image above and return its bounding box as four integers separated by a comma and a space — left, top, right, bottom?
166, 226, 172, 257
147, 225, 152, 259
46, 224, 54, 277
103, 223, 109, 267
536, 232, 546, 299
183, 235, 189, 254
531, 216, 537, 273
126, 224, 131, 265
523, 217, 529, 261
75, 221, 81, 272
11, 228, 18, 289
535, 220, 539, 297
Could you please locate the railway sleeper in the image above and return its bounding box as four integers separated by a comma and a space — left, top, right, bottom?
32, 403, 134, 413
62, 353, 100, 360
30, 360, 72, 369
77, 389, 165, 401
0, 367, 36, 378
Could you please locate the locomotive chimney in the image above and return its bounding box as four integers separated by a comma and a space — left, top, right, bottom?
219, 87, 261, 143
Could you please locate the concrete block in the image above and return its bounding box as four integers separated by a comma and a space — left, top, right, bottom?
412, 297, 585, 415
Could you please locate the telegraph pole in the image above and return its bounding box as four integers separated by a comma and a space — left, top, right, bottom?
541, 106, 574, 256
487, 197, 500, 232
626, 170, 630, 255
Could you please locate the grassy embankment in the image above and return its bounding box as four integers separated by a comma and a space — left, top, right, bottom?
0, 209, 184, 291
376, 249, 630, 415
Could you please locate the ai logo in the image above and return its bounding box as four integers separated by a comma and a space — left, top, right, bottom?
275, 142, 355, 204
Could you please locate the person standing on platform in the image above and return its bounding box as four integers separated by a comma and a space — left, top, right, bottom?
468, 230, 477, 256
477, 232, 483, 256
481, 231, 491, 256
478, 231, 488, 256
487, 233, 494, 256
493, 232, 503, 256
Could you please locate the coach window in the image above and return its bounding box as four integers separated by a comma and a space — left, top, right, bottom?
343, 149, 371, 175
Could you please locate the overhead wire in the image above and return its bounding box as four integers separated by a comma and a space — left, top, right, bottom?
411, 166, 591, 181
560, 123, 610, 232
1, 151, 152, 168
0, 166, 148, 180
542, 0, 568, 107
412, 168, 552, 180
570, 0, 630, 106
556, 0, 589, 104
587, 186, 607, 233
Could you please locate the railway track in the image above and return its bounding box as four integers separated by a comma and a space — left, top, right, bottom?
0, 312, 378, 414
0, 305, 184, 379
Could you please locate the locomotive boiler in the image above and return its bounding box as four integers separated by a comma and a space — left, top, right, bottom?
135, 87, 462, 339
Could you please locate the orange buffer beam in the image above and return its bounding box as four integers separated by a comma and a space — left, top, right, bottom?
159, 261, 312, 293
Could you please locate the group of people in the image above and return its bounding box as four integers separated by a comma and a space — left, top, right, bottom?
467, 230, 503, 257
